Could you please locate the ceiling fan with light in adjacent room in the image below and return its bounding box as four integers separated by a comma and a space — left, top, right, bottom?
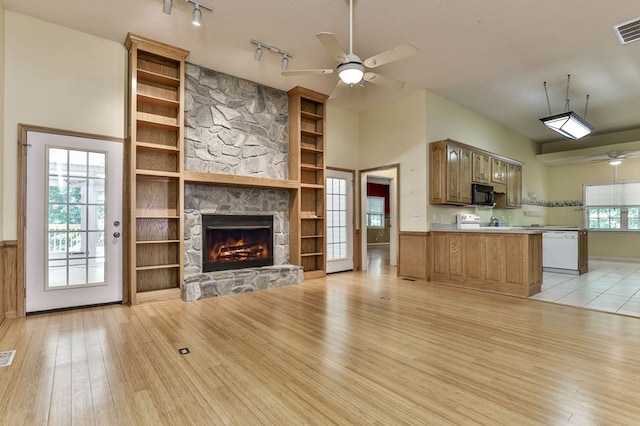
591, 151, 635, 166
282, 0, 418, 91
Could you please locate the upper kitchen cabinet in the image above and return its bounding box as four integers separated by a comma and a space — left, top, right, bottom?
507, 163, 522, 207
491, 157, 507, 193
430, 140, 472, 205
472, 152, 490, 184
429, 140, 523, 207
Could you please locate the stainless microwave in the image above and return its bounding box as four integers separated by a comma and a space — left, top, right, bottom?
471, 183, 494, 206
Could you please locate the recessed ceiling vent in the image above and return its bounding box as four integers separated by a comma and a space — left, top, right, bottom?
614, 17, 640, 45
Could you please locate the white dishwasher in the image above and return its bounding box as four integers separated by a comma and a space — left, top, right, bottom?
542, 231, 579, 271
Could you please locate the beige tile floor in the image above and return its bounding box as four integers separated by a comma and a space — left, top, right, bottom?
531, 259, 640, 317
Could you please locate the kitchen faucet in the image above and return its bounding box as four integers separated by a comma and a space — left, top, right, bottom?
490, 216, 499, 226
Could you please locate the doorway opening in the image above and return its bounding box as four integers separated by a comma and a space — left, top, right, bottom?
359, 165, 399, 272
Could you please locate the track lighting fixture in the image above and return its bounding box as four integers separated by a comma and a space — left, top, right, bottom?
254, 45, 263, 61
163, 0, 172, 15
185, 0, 213, 26
192, 5, 201, 25
250, 39, 293, 70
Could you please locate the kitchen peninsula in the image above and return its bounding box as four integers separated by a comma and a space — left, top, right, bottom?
430, 228, 543, 297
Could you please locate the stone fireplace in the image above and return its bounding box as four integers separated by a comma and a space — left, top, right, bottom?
201, 214, 274, 272
181, 63, 303, 301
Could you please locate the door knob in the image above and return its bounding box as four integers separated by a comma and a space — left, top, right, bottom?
113, 232, 121, 238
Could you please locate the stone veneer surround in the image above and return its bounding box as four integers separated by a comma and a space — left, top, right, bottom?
183, 184, 290, 276
181, 63, 302, 300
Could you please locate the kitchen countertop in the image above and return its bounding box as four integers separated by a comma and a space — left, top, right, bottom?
429, 225, 588, 234
430, 227, 544, 234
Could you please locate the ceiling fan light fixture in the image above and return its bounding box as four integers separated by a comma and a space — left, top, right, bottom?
609, 159, 622, 166
539, 111, 594, 140
338, 62, 365, 85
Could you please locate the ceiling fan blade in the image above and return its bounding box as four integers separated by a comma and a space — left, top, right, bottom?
364, 43, 419, 68
281, 69, 335, 76
363, 72, 405, 90
316, 32, 349, 63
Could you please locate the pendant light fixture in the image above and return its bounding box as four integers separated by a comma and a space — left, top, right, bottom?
540, 75, 594, 140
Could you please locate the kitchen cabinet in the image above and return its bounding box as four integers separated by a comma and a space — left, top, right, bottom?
472, 152, 491, 184
491, 157, 507, 192
430, 230, 542, 297
429, 140, 523, 207
429, 140, 471, 205
506, 163, 522, 207
494, 163, 522, 208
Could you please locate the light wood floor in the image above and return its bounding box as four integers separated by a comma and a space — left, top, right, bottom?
2, 265, 640, 424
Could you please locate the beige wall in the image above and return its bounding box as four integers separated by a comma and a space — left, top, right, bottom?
326, 105, 360, 170
3, 11, 126, 240
358, 91, 428, 232
548, 157, 640, 259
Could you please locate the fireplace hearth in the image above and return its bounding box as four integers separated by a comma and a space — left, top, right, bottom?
202, 214, 274, 272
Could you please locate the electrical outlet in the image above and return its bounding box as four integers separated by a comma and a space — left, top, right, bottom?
412, 214, 421, 221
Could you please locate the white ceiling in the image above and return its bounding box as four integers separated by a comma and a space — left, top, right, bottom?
5, 0, 640, 144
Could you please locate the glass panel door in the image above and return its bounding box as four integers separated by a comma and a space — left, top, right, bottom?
25, 130, 122, 313
326, 170, 353, 273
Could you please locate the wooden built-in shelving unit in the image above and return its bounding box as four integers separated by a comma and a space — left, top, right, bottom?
125, 34, 189, 305
288, 87, 328, 279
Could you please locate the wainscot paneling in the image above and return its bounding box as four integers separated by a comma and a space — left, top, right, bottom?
398, 232, 428, 280
1, 241, 18, 320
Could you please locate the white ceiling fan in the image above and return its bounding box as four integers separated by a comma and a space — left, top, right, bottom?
591, 151, 634, 165
282, 0, 418, 91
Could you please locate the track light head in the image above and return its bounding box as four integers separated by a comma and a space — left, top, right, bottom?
192, 5, 201, 25
281, 56, 289, 70
163, 0, 172, 14
254, 46, 263, 61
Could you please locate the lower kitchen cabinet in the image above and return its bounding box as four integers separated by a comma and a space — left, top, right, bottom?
430, 231, 542, 297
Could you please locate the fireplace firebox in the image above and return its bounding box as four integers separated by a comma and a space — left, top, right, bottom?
202, 214, 274, 272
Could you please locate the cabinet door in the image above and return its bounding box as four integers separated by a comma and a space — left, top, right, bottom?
506, 164, 522, 207
459, 147, 472, 204
429, 142, 446, 204
472, 152, 490, 184
491, 158, 507, 185
446, 145, 462, 203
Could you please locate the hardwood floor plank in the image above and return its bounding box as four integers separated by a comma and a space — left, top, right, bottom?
2, 266, 640, 424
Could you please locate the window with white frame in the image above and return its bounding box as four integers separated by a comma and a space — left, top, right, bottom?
366, 196, 385, 229
584, 182, 640, 231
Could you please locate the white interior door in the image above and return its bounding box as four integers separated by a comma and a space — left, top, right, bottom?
326, 169, 354, 273
25, 131, 123, 313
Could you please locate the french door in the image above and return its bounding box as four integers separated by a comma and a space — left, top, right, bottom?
326, 169, 354, 273
24, 131, 123, 313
